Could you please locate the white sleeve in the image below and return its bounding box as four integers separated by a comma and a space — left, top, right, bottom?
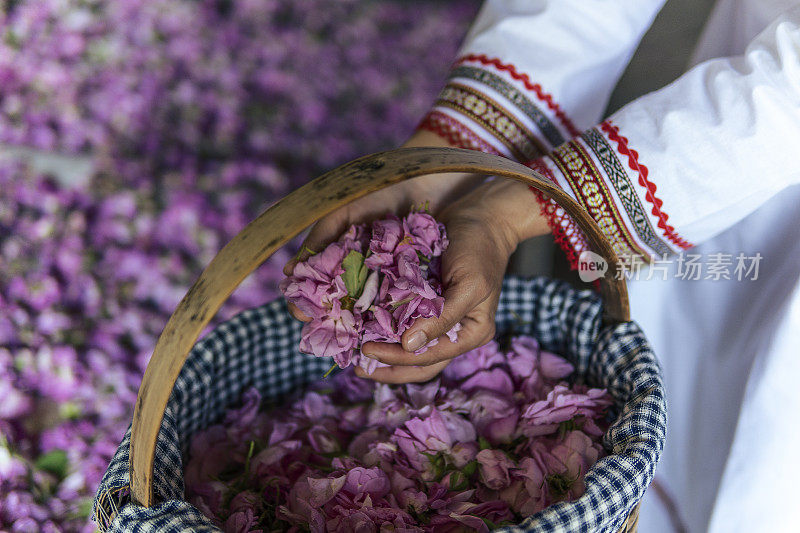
529, 7, 800, 266
418, 0, 666, 159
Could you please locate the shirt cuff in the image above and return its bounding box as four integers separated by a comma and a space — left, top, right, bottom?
530, 120, 693, 269
417, 56, 692, 271
417, 54, 580, 162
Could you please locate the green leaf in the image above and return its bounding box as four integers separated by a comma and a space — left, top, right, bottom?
340, 295, 355, 311
412, 200, 431, 213
449, 471, 469, 491
557, 417, 583, 439
463, 460, 478, 477
35, 449, 68, 480
478, 436, 492, 450
290, 245, 318, 267
481, 517, 498, 529
341, 250, 368, 298
390, 296, 414, 310
408, 506, 432, 525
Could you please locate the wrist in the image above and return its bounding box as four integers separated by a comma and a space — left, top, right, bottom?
403, 130, 549, 244
400, 130, 484, 211
483, 179, 551, 249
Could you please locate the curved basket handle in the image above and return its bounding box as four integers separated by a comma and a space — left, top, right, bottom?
129, 147, 629, 506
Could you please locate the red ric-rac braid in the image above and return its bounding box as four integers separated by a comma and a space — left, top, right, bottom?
600, 120, 692, 250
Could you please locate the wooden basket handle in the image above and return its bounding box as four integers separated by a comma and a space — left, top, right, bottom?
129, 147, 629, 506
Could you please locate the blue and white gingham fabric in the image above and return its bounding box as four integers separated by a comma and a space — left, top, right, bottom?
94, 276, 666, 532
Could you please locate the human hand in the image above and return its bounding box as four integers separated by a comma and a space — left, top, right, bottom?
355, 178, 550, 383
283, 130, 481, 320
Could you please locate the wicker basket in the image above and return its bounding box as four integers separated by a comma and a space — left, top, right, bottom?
94, 148, 666, 532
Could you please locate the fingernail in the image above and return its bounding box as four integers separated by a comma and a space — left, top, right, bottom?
406, 331, 427, 352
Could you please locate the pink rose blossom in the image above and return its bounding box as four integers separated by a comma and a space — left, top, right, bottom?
443, 340, 505, 382
476, 449, 515, 490
280, 243, 349, 319
224, 508, 259, 533
508, 336, 575, 382
228, 491, 262, 515
283, 211, 455, 370
548, 430, 605, 498
465, 391, 520, 444
461, 367, 515, 397
522, 384, 613, 436
347, 427, 384, 459
364, 216, 404, 270
307, 424, 341, 454
295, 391, 338, 420
394, 409, 476, 471
342, 467, 391, 499
250, 440, 302, 473
278, 475, 344, 532
186, 337, 612, 530
298, 302, 360, 367
505, 456, 549, 514
188, 481, 227, 519
403, 212, 448, 257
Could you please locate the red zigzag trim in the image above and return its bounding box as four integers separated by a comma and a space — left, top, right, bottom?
600, 121, 693, 250
457, 54, 581, 138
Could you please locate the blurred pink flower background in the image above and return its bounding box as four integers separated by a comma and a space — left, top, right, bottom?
0, 0, 479, 530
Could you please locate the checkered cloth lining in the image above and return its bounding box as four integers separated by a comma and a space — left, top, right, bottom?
93, 275, 666, 533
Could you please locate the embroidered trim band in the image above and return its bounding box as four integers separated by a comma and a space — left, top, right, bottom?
436, 82, 547, 160
601, 121, 692, 249
581, 128, 673, 257
528, 160, 589, 270
417, 111, 502, 155
548, 137, 650, 260
449, 65, 567, 148
458, 54, 581, 137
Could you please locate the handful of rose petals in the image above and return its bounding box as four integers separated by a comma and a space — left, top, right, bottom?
184, 336, 613, 533
280, 210, 460, 374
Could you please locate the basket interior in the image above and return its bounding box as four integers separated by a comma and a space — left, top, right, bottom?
94, 276, 666, 533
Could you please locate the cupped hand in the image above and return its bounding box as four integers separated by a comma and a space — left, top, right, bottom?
355, 178, 550, 383
283, 130, 480, 320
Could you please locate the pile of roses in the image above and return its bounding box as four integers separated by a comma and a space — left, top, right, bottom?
281, 212, 460, 374
185, 336, 613, 532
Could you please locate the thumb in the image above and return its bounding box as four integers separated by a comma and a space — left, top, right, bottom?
401, 272, 489, 352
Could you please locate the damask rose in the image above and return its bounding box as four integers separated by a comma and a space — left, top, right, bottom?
185, 336, 613, 531
281, 210, 459, 373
